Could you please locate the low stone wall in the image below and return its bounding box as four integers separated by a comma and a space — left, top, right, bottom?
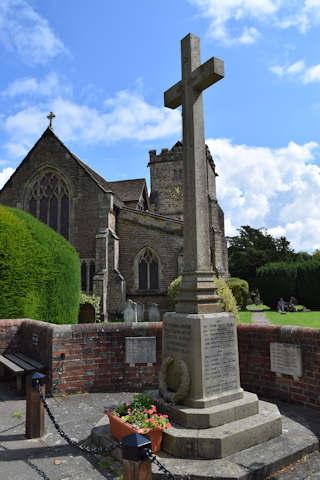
238, 324, 320, 410
1, 319, 320, 411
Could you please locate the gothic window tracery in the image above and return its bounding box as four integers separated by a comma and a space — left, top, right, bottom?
28, 172, 69, 239
138, 248, 159, 291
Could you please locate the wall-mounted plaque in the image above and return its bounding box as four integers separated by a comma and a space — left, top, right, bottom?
125, 337, 156, 364
270, 342, 302, 377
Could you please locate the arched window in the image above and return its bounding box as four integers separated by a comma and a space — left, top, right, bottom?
28, 172, 70, 239
138, 248, 159, 290
81, 262, 87, 292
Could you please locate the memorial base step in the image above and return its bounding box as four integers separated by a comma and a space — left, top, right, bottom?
162, 400, 282, 459
156, 391, 259, 429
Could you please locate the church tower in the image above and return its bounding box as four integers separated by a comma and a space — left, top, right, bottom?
148, 141, 229, 278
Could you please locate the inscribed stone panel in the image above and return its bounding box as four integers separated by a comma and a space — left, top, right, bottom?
125, 337, 156, 364
270, 342, 302, 377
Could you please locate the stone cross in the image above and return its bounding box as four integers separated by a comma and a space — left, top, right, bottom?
164, 33, 224, 314
47, 111, 56, 129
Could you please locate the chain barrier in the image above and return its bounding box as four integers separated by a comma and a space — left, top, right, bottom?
144, 447, 176, 480
35, 380, 121, 457
36, 380, 176, 479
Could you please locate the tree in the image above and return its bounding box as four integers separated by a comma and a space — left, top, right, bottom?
227, 226, 295, 289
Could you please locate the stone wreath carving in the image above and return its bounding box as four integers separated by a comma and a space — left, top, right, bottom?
159, 356, 190, 404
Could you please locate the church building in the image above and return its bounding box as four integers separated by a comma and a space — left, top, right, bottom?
0, 120, 229, 320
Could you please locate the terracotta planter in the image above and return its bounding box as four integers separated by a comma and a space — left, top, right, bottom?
105, 410, 163, 453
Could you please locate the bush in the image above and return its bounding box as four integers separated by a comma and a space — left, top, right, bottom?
226, 277, 249, 310
296, 260, 320, 309
167, 275, 239, 321
256, 262, 297, 308
0, 205, 80, 324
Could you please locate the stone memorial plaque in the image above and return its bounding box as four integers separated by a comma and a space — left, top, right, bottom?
125, 337, 156, 364
270, 342, 302, 377
163, 320, 192, 355
202, 317, 239, 397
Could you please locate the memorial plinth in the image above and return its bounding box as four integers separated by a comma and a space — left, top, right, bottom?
163, 312, 243, 408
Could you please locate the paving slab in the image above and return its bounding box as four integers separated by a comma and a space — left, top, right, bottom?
1, 381, 320, 480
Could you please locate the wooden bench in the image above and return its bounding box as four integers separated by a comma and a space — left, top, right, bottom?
0, 353, 45, 393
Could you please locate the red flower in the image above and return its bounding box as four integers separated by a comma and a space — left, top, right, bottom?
165, 423, 171, 428
127, 408, 132, 413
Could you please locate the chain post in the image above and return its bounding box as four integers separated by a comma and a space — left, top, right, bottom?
122, 433, 152, 480
26, 372, 46, 439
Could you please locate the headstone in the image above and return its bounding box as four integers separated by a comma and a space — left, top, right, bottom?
148, 303, 161, 322
136, 302, 145, 322
78, 303, 95, 323
123, 299, 138, 323
125, 337, 156, 364
270, 343, 303, 377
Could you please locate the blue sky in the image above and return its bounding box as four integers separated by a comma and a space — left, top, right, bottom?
1, 0, 320, 252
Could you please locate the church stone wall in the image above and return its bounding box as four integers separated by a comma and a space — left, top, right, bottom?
118, 208, 183, 309
0, 130, 112, 261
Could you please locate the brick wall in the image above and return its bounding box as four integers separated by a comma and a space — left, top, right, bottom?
51, 322, 162, 395
1, 319, 320, 411
0, 319, 22, 354
238, 324, 320, 410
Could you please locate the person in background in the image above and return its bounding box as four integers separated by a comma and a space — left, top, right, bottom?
277, 297, 287, 314
288, 297, 297, 312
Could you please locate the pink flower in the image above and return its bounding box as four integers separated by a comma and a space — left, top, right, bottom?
165, 423, 171, 428
127, 408, 132, 413
126, 402, 131, 406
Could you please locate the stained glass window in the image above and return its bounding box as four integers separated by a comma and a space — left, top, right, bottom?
28, 172, 69, 239
138, 248, 159, 290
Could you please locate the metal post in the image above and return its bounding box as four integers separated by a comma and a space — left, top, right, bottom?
25, 372, 46, 439
122, 433, 152, 480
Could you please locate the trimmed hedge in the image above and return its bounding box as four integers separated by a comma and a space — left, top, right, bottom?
296, 260, 320, 309
226, 277, 249, 310
0, 205, 80, 324
167, 275, 239, 321
256, 262, 297, 308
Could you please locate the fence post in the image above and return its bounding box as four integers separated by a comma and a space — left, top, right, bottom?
26, 372, 46, 439
122, 433, 152, 480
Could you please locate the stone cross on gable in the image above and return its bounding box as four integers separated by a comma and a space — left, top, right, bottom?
164, 33, 224, 314
47, 111, 56, 129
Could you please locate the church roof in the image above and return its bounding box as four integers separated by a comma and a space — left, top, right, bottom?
109, 178, 147, 202
4, 127, 146, 206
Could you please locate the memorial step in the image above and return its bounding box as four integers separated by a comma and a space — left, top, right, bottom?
162, 400, 282, 459
156, 391, 259, 428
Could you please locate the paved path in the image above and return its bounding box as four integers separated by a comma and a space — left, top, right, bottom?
249, 305, 271, 324
1, 381, 320, 479
0, 381, 131, 480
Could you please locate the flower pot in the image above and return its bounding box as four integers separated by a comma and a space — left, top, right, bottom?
104, 410, 163, 453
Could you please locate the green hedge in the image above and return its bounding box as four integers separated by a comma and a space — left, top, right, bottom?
167, 275, 239, 321
0, 205, 80, 324
226, 277, 249, 310
256, 262, 297, 308
296, 260, 320, 309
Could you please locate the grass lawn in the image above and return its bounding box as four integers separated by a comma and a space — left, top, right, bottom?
265, 311, 320, 328
239, 311, 252, 323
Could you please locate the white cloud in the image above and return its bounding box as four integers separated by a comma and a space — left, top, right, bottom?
304, 64, 320, 83
0, 167, 15, 188
270, 60, 320, 84
1, 90, 181, 158
207, 137, 320, 252
2, 73, 72, 98
0, 0, 65, 64
189, 0, 320, 46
